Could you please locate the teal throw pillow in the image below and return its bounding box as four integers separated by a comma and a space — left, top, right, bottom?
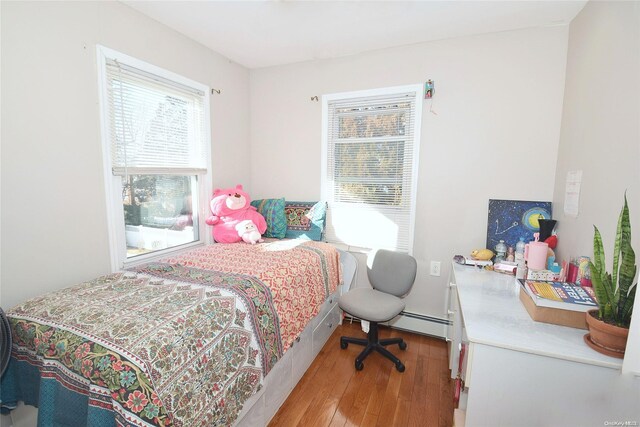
250, 198, 287, 239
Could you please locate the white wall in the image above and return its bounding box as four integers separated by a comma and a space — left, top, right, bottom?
552, 1, 640, 263
551, 1, 640, 373
250, 26, 569, 321
0, 1, 251, 309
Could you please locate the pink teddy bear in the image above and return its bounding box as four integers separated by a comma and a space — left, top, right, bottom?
205, 185, 267, 243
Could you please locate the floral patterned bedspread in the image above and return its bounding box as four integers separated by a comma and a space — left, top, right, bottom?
3, 240, 342, 426
160, 239, 342, 350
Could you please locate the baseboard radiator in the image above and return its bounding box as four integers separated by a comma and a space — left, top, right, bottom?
343, 311, 450, 339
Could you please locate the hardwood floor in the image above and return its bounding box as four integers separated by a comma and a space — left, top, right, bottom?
268, 321, 454, 427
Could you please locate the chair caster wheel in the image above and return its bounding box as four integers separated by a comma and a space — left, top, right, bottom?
399, 341, 407, 350
340, 340, 348, 349
355, 360, 364, 371
395, 361, 405, 372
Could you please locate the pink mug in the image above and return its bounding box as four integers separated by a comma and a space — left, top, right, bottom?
524, 241, 549, 271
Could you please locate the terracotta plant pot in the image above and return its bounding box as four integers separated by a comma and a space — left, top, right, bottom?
584, 309, 629, 358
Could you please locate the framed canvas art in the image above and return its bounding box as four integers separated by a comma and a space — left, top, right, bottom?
486, 199, 552, 251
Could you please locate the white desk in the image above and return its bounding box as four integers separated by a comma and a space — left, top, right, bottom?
448, 263, 640, 427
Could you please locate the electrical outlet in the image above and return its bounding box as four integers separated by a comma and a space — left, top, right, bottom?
430, 261, 441, 277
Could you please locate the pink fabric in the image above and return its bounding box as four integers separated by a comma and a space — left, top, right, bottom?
210, 207, 267, 243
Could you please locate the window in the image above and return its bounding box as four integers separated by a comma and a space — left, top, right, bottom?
97, 46, 211, 270
321, 85, 423, 253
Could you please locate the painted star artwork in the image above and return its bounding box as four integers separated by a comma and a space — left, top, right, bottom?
486, 199, 552, 251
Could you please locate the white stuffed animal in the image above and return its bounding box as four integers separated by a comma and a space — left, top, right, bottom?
235, 220, 264, 244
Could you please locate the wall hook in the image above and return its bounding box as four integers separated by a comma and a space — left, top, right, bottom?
211, 88, 221, 95
310, 96, 319, 101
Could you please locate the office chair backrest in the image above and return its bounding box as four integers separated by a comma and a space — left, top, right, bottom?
367, 249, 417, 297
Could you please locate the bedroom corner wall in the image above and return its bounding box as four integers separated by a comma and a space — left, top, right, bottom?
551, 1, 640, 266
0, 1, 251, 309
551, 1, 640, 373
248, 26, 569, 326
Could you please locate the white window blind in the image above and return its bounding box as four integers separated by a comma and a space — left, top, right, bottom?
105, 59, 207, 175
322, 86, 422, 253
98, 46, 211, 271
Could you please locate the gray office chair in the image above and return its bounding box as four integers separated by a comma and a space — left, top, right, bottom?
338, 249, 417, 372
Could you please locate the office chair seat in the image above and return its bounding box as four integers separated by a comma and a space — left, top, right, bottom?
339, 288, 405, 323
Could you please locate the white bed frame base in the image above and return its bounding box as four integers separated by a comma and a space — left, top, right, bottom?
234, 290, 341, 427
235, 249, 357, 426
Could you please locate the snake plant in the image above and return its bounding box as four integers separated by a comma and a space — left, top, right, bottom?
589, 194, 637, 327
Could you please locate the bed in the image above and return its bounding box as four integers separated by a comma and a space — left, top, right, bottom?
0, 239, 348, 426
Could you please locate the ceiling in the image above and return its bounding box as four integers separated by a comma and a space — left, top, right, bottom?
123, 1, 587, 69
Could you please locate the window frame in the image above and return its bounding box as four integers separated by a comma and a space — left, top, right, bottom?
97, 45, 212, 271
321, 84, 423, 254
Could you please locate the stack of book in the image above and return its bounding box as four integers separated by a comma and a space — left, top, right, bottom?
518, 280, 598, 329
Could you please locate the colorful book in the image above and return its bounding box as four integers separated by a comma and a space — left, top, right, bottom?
519, 280, 598, 312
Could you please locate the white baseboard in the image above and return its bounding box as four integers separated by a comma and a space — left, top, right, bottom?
385, 311, 449, 338
344, 311, 449, 339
